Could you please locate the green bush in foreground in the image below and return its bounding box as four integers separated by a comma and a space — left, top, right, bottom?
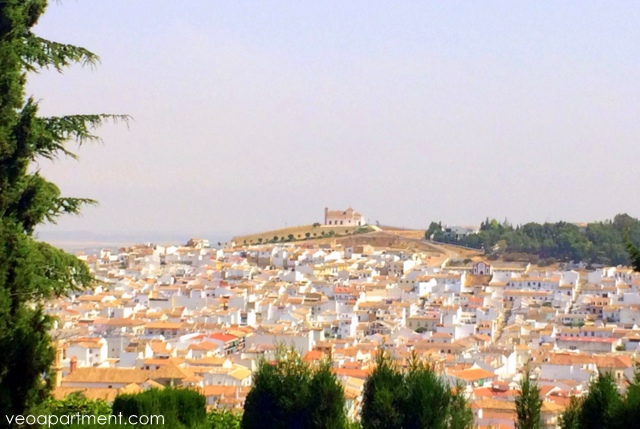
112, 388, 206, 428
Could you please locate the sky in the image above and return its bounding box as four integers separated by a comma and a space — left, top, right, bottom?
30, 1, 640, 242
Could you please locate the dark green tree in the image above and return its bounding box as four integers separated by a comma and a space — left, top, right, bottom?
401, 353, 450, 429
425, 222, 442, 240
515, 368, 542, 429
361, 351, 404, 429
308, 360, 348, 429
449, 382, 474, 429
559, 397, 583, 429
361, 350, 472, 429
113, 387, 206, 428
242, 346, 348, 429
617, 366, 640, 429
578, 373, 621, 429
0, 1, 126, 424
625, 234, 640, 271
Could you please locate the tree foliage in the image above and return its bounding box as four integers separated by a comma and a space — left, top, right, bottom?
208, 409, 242, 429
559, 370, 640, 429
361, 351, 404, 429
361, 350, 473, 429
38, 391, 111, 417
241, 346, 348, 429
577, 373, 621, 429
427, 214, 640, 266
625, 234, 640, 272
515, 369, 542, 429
0, 1, 126, 425
113, 388, 206, 429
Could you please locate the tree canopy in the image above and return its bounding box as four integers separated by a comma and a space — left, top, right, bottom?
241, 346, 348, 429
0, 1, 125, 424
426, 214, 640, 266
558, 370, 640, 429
361, 350, 473, 429
515, 369, 542, 429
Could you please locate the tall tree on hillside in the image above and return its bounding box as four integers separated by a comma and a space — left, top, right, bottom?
515, 368, 542, 429
625, 234, 640, 272
0, 1, 125, 424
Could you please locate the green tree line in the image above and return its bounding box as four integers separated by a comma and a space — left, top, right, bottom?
29, 348, 473, 429
426, 213, 640, 266
24, 350, 640, 429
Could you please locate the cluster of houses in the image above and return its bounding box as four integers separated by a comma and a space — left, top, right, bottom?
46, 237, 640, 428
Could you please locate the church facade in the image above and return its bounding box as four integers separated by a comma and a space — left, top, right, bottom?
324, 207, 367, 226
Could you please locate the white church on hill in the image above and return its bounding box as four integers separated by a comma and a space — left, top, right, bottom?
324, 207, 367, 226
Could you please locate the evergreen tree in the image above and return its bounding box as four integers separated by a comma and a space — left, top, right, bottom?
515, 368, 542, 429
617, 366, 640, 429
361, 350, 473, 429
578, 373, 621, 429
625, 234, 640, 271
559, 397, 583, 429
0, 1, 125, 424
401, 355, 450, 429
241, 346, 348, 429
360, 350, 404, 429
448, 382, 474, 429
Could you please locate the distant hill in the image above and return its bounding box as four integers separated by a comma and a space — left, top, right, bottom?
232, 224, 374, 245
426, 213, 640, 266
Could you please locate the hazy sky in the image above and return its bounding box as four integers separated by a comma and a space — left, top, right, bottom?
31, 1, 640, 240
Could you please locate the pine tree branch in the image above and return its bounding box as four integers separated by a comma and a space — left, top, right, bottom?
22, 34, 99, 71
31, 241, 94, 296
34, 113, 132, 159
47, 197, 97, 220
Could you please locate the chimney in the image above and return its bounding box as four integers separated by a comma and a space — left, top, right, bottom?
324, 207, 328, 225
69, 356, 78, 374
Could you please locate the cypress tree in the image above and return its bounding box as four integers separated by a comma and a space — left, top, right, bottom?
515, 368, 542, 429
0, 1, 126, 424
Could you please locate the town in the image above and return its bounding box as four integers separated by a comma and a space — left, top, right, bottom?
46, 209, 640, 429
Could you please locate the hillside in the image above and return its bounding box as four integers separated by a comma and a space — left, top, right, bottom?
232, 224, 374, 245
427, 213, 640, 266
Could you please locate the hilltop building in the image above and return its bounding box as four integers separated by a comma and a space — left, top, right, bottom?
472, 261, 491, 275
324, 207, 366, 226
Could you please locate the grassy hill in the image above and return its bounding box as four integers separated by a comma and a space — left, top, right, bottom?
232, 224, 374, 246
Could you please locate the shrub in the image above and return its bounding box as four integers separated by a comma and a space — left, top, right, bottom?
112, 388, 206, 428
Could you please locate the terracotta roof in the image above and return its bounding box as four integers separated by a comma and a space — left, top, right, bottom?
449, 368, 497, 382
